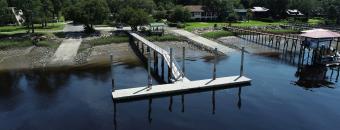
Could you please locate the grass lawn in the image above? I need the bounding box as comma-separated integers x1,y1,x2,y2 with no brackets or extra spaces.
201,31,234,39
308,18,324,25
231,20,287,27
184,22,227,31
0,22,65,34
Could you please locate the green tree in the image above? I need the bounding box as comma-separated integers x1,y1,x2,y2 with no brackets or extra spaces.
18,0,42,33
117,7,152,31
63,0,109,32
169,6,191,22
0,0,10,25
51,0,62,20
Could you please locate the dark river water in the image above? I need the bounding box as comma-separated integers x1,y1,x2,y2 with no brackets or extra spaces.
1,47,340,130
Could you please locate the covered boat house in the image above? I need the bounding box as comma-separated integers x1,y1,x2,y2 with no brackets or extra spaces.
299,29,340,66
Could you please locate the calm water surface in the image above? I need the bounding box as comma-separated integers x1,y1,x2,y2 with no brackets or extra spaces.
1,48,340,130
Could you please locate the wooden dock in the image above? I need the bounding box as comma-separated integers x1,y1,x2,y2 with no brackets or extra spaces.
112,76,251,101
129,32,185,81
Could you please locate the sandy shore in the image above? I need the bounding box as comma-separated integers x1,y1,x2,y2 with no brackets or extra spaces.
0,40,212,71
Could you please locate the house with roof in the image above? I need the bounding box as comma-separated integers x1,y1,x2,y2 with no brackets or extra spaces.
184,5,218,21
250,7,270,18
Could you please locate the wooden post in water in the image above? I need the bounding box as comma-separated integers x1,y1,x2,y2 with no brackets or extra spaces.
154,51,158,73
213,48,217,80
240,47,245,76
336,38,339,52
147,51,152,89
182,47,185,78
141,43,144,54
161,57,165,81
168,48,173,83
110,54,115,92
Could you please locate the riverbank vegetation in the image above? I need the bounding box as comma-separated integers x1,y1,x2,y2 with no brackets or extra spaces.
201,31,234,39
0,33,61,49
82,34,184,47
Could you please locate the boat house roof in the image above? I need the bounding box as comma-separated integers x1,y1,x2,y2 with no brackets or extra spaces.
300,29,340,39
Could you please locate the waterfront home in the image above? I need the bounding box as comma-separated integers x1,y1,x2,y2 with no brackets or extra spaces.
184,5,218,21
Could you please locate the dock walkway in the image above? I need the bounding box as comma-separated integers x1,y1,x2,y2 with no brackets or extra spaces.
169,29,235,54
112,76,251,101
129,32,187,81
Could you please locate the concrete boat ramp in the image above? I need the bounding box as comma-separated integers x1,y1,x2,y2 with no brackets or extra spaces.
112,76,251,102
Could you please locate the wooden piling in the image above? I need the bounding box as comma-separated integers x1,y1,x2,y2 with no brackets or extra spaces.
213,48,217,80
161,57,165,80
148,51,152,89
240,47,245,76
182,47,185,78
111,54,115,92
168,48,173,83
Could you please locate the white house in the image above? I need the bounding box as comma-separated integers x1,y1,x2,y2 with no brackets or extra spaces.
184,5,218,21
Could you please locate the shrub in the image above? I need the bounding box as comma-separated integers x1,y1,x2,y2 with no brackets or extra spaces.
176,23,186,28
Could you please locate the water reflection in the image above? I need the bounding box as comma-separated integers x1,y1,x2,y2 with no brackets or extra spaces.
112,86,245,130
295,65,337,89
0,66,112,111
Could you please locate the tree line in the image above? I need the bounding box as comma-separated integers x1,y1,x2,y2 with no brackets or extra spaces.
0,0,340,32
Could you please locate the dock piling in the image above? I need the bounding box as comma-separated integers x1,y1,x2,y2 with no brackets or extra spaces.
148,51,152,89
213,48,217,80
182,47,185,78
240,47,245,76
111,54,115,92
168,48,173,83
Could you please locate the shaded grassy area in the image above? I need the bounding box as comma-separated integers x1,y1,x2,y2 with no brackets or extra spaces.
201,31,234,39
82,35,129,46
0,39,60,49
0,33,61,49
146,34,184,42
0,22,65,34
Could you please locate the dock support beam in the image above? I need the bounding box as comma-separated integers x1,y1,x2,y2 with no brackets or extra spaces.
182,47,186,78
213,48,217,80
168,48,173,83
111,54,115,92
148,50,152,89
161,58,164,81
240,47,245,76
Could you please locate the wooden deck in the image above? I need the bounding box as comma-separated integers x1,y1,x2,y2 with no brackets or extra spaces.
112,76,251,101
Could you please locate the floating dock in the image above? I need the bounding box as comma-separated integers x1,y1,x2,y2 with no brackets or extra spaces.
112,76,251,101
